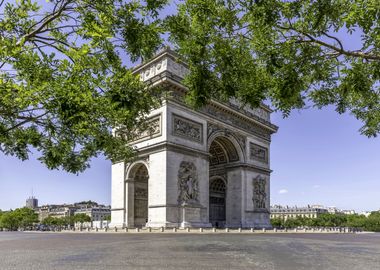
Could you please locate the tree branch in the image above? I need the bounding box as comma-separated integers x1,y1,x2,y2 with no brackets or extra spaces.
278,25,380,61
17,0,73,45
2,112,49,134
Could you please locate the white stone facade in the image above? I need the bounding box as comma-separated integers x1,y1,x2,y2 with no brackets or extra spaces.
111,48,278,229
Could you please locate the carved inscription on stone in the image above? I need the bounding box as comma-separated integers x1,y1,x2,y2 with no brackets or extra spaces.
173,114,203,143
253,176,267,210
178,161,199,205
250,142,268,163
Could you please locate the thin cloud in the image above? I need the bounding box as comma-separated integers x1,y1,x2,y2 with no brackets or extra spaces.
313,185,321,189
278,189,288,194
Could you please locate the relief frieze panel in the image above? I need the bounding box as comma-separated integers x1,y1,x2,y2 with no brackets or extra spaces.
249,142,268,164
116,114,161,143
173,114,203,143
253,175,267,210
167,88,275,139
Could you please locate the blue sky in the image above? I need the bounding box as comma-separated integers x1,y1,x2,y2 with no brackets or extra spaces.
270,107,380,212
0,106,379,212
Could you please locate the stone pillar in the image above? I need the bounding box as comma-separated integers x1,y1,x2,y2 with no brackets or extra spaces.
125,177,135,228
226,168,243,228
110,161,126,228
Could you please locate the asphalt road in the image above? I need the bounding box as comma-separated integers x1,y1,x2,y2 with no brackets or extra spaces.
0,232,379,270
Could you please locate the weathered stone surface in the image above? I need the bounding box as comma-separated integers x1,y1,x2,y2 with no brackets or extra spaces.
111,48,278,229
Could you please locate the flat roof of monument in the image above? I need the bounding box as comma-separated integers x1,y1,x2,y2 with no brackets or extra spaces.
132,46,275,115
132,46,187,73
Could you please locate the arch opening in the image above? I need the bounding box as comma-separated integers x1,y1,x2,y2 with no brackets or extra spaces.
131,164,149,228
208,136,240,227
209,178,226,227
209,137,239,166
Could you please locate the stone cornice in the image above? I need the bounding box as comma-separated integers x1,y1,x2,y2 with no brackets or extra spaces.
133,48,279,134
135,141,210,159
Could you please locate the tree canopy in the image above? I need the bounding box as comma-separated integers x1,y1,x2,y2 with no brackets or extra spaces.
0,0,168,173
73,213,91,223
166,0,380,136
1,0,379,173
271,212,380,232
0,207,38,230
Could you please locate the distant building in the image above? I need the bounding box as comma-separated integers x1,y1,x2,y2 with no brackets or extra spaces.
26,196,38,209
36,202,110,222
74,206,111,221
37,205,77,221
341,210,356,215
270,205,328,220
326,206,340,214
360,211,372,217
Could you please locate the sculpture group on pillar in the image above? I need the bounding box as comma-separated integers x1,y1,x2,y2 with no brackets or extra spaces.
253,176,267,210
178,161,199,205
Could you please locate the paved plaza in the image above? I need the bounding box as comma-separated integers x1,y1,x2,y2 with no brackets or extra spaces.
0,232,379,270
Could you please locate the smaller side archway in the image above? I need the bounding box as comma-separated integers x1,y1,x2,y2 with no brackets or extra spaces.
126,162,149,228
209,177,227,228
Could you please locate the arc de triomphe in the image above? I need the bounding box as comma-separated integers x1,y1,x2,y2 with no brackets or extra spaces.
110,48,278,229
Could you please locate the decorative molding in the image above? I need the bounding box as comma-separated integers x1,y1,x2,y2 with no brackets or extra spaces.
172,114,203,143
210,165,228,179
178,161,199,205
250,142,268,163
228,98,270,122
168,90,276,140
253,175,267,210
201,104,272,141
207,123,246,155
136,52,189,82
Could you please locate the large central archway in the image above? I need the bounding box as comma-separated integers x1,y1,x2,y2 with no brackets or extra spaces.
208,136,240,227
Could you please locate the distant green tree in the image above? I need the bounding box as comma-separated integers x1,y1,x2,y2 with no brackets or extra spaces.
76,201,99,207
14,208,39,229
73,213,91,224
0,208,37,230
0,211,19,231
271,213,380,232
104,215,111,222
363,212,380,232
42,216,58,226
42,216,73,229
63,216,75,227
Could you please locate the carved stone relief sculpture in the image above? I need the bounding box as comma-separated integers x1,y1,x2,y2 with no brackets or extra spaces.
178,161,199,205
173,114,202,143
253,176,267,210
116,114,161,143
250,142,268,163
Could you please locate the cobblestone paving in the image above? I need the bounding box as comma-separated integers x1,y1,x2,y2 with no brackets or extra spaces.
0,232,379,270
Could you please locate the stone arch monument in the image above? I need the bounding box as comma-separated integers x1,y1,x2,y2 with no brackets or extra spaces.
110,48,278,228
